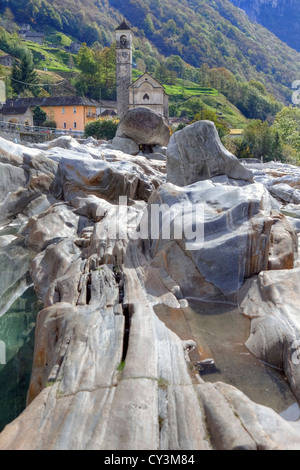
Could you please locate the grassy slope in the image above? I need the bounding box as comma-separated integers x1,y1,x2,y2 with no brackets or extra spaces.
164,80,247,128
26,42,78,73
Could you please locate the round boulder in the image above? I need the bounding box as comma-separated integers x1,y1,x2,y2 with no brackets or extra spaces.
116,107,170,147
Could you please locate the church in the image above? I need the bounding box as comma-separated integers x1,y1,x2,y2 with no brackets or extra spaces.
115,20,169,119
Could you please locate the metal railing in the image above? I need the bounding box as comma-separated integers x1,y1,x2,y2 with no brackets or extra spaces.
0,120,85,137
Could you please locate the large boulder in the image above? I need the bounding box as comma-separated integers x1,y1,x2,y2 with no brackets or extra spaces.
144,180,296,297
166,120,253,186
116,107,170,147
48,150,158,202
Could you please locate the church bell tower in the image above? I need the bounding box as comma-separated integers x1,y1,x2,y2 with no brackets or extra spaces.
116,20,133,118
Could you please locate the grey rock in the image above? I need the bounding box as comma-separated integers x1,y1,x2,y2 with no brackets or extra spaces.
198,381,300,450
268,211,298,270
48,151,158,202
269,183,299,203
0,162,28,203
147,180,275,296
111,136,140,155
22,203,81,252
166,120,253,186
2,133,300,451
116,107,170,147
239,268,300,403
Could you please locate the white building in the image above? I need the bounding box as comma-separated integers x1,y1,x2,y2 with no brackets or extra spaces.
129,72,169,119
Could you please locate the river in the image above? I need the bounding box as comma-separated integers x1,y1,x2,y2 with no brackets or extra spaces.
155,299,300,421
0,225,41,432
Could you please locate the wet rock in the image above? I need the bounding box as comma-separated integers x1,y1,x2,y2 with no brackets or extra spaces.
116,107,170,147
197,359,218,375
239,268,300,402
166,120,253,186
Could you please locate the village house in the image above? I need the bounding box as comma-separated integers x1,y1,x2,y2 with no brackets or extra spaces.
2,96,100,131
18,25,44,45
0,54,13,67
96,100,118,119
0,104,33,126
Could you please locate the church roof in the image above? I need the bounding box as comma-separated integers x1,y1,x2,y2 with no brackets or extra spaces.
128,73,169,95
115,20,131,31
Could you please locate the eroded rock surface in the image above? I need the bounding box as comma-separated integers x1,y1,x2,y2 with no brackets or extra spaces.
147,180,295,297
1,130,300,450
166,120,253,186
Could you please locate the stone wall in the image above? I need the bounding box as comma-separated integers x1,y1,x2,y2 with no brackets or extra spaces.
0,130,55,145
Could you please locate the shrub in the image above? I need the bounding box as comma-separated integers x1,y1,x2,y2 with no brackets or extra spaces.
84,119,118,140
43,120,57,128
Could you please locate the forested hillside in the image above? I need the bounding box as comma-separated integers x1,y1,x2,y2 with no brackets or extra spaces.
229,0,300,52
1,0,300,102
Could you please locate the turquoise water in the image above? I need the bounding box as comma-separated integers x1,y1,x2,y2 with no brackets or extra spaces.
0,286,41,432
0,225,42,433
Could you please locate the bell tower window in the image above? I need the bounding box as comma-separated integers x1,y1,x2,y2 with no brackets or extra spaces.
143,93,150,100
120,35,127,49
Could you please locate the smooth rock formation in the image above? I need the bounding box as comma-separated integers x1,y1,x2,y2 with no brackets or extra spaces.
1,128,300,450
146,180,283,297
116,107,170,147
111,136,140,155
268,212,298,270
166,120,253,186
239,268,300,402
49,150,159,203
269,183,300,204
22,203,84,252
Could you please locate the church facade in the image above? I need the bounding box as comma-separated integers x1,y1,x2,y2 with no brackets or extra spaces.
128,73,169,118
116,21,169,119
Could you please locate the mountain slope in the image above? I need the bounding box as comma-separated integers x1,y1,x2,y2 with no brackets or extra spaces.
2,0,300,102
110,0,300,102
228,0,300,52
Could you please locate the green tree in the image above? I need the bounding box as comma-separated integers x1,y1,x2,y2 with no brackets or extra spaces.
236,120,284,162
154,64,177,85
143,14,154,36
272,106,300,162
43,120,57,129
33,106,47,126
10,50,38,95
77,43,97,76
